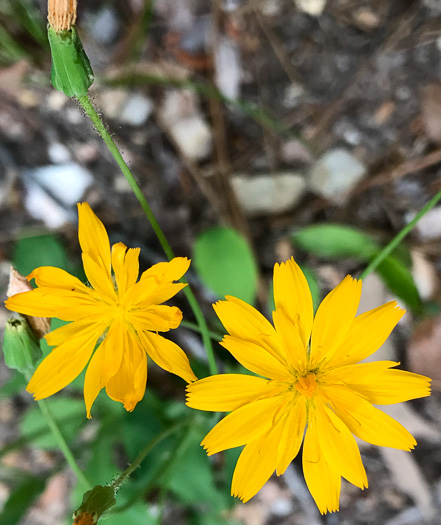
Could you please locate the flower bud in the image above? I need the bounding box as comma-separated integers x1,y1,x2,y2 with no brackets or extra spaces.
48,25,94,98
73,485,116,524
3,317,43,374
7,267,51,340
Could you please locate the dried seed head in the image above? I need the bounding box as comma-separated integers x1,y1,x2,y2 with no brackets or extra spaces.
7,267,51,339
48,0,77,32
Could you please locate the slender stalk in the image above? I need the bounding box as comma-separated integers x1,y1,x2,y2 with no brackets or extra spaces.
77,95,217,375
37,399,91,490
112,418,191,491
360,186,441,280
180,320,223,342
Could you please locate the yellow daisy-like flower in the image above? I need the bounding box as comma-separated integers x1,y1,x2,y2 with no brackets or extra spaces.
6,203,197,417
186,257,431,514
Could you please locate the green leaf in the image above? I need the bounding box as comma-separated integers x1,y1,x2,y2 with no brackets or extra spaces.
166,424,227,510
377,256,422,313
104,502,156,525
0,476,46,525
292,224,379,260
13,234,69,276
0,371,26,398
194,227,258,304
20,397,85,449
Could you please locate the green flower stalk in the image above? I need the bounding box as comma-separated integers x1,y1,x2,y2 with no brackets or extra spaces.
47,0,93,97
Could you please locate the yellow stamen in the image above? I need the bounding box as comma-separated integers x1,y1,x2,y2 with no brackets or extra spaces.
295,373,317,398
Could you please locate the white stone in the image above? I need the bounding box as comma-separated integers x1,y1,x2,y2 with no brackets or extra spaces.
308,148,366,203
159,90,212,161
24,180,70,228
24,163,93,206
171,116,212,160
231,172,306,216
119,94,153,126
214,37,241,100
295,0,327,17
409,206,441,241
47,142,71,164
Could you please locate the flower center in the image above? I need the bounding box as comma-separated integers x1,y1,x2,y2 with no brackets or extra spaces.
294,373,317,398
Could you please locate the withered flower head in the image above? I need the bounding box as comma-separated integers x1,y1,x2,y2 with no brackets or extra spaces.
48,0,77,32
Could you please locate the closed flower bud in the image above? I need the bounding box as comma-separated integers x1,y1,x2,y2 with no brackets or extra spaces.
3,317,43,374
73,485,116,524
7,267,51,340
48,25,94,98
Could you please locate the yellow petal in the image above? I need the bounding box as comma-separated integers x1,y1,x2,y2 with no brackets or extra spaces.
328,301,405,367
139,331,197,383
276,396,307,475
5,288,111,321
105,332,147,412
28,266,91,293
140,257,190,283
315,399,367,489
272,308,307,373
302,419,341,514
213,297,284,363
310,276,362,367
82,253,116,302
84,342,107,419
324,361,431,405
45,319,107,346
186,374,272,412
128,305,183,332
322,384,417,450
122,280,186,309
111,243,140,295
231,416,286,503
201,394,290,456
26,323,102,400
273,258,314,348
77,202,111,278
220,336,290,380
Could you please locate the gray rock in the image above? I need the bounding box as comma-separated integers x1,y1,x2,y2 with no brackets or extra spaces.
119,94,153,126
308,148,366,203
231,172,306,216
91,7,119,45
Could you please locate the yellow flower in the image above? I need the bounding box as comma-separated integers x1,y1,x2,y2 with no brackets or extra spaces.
186,258,431,514
6,203,196,417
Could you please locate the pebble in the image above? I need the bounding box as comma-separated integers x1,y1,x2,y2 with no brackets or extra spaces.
408,206,441,240
24,163,93,206
24,180,71,228
119,94,153,126
231,172,306,216
214,37,241,100
308,148,366,203
91,6,119,45
159,90,212,161
47,142,71,164
294,0,327,17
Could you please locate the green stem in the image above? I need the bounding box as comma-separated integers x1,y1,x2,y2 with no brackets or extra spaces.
77,95,217,375
37,399,91,490
112,418,191,491
360,186,441,280
180,320,223,342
